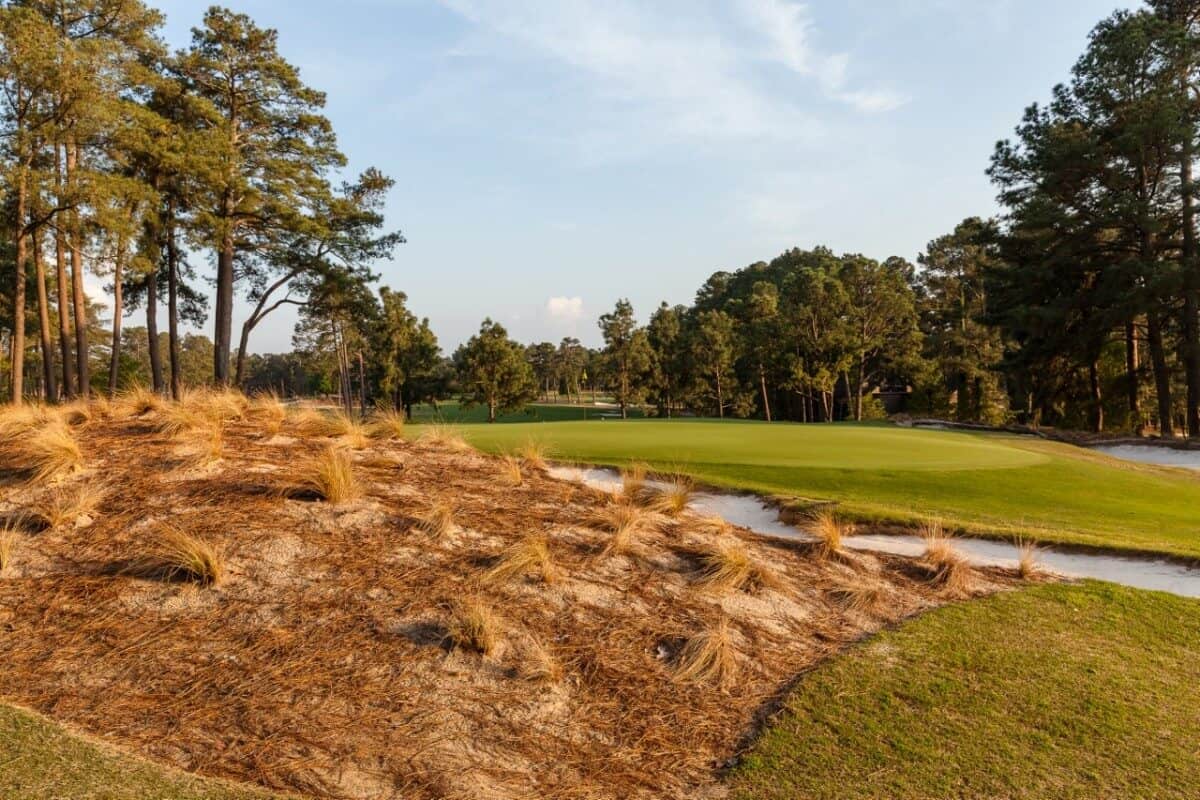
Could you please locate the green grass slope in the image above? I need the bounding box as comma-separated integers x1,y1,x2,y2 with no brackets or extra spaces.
0,703,285,800
730,582,1200,800
439,419,1200,557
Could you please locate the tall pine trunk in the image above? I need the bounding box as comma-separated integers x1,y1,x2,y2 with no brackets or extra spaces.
1125,320,1141,434
11,161,28,404
1148,313,1174,437
166,199,181,400
1182,131,1200,437
1088,358,1104,434
147,269,163,393
67,142,89,398
214,232,235,385
32,227,56,401
108,233,126,397
55,220,74,397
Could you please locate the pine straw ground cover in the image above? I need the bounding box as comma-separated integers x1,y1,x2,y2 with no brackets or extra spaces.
0,397,1032,800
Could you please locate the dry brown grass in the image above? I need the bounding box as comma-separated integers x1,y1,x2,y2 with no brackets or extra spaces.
690,538,780,594
807,509,852,560
0,404,53,444
499,454,524,487
288,446,362,504
1015,538,1040,579
8,422,83,483
674,618,737,691
248,392,288,436
690,515,733,537
653,476,694,517
297,409,368,448
418,423,473,452
828,583,885,614
619,462,650,503
413,501,457,539
135,527,225,586
517,439,549,471
58,400,94,427
367,407,407,440
188,388,248,423
116,385,163,417
589,502,658,555
445,598,501,657
519,637,563,684
485,534,561,585
0,525,14,574
29,484,105,530
921,522,973,596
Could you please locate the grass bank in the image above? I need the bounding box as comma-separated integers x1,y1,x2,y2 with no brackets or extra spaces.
730,581,1200,800
0,703,283,800
435,418,1200,558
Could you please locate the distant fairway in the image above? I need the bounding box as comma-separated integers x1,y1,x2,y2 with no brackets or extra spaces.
432,418,1200,558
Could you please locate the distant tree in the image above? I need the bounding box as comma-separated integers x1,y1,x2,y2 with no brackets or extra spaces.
598,298,652,419
525,341,557,400
374,287,440,417
553,337,587,403
687,309,742,418
454,318,536,423
646,302,686,417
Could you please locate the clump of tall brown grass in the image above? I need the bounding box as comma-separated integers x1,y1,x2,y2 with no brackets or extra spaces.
367,407,407,440
418,424,472,452
673,618,737,691
485,534,560,585
187,388,248,423
297,409,368,448
289,446,362,504
653,476,694,517
138,527,225,586
0,405,54,445
691,538,780,594
1015,537,1040,579
921,521,972,595
248,392,288,436
517,439,548,471
519,637,563,684
0,525,15,574
9,422,83,482
413,501,457,539
29,484,105,530
117,385,163,417
691,515,733,537
445,598,501,657
619,462,650,503
499,454,524,487
807,509,852,560
589,502,657,555
828,583,885,614
58,399,93,427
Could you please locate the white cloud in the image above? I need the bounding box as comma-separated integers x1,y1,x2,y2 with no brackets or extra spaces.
546,296,584,320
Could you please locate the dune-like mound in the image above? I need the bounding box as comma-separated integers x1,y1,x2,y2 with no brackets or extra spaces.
0,393,1021,799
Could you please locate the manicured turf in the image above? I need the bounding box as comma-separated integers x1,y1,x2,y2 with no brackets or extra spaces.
409,400,644,424
729,582,1200,800
0,703,284,800
429,418,1200,557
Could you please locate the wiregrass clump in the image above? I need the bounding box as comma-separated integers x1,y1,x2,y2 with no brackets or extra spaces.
519,637,563,684
921,521,973,596
828,583,886,614
418,424,472,452
117,385,163,417
691,538,780,594
653,475,694,517
445,598,501,657
499,454,524,487
8,422,83,483
138,527,225,586
485,534,561,585
807,509,852,560
367,407,407,440
517,439,549,471
589,502,658,555
619,462,650,504
29,484,105,530
673,618,738,691
0,525,14,574
413,501,457,539
248,392,288,436
289,446,363,504
1015,537,1041,579
298,409,368,448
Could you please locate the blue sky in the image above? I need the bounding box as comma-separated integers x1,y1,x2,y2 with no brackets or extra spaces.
151,0,1136,353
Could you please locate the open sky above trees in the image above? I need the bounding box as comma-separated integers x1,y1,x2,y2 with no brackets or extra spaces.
144,0,1136,352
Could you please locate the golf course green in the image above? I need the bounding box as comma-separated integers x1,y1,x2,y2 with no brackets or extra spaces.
427,417,1200,558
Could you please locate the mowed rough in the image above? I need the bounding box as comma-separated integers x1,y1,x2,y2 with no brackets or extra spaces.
0,401,1024,800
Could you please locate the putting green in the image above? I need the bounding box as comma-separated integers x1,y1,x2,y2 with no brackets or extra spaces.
421,419,1200,557
456,420,1046,471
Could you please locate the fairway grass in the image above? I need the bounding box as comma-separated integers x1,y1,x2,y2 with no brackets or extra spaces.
0,703,285,800
730,582,1200,800
439,419,1200,558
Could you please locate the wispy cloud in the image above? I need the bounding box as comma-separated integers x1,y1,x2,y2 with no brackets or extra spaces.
435,0,905,155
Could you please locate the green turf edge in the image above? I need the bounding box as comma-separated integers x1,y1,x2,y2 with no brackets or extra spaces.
727,581,1200,800
0,701,290,800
